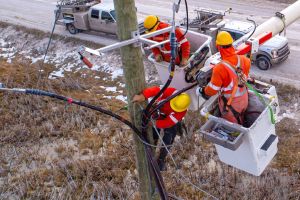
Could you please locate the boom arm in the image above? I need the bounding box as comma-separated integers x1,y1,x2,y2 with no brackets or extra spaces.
196,0,300,87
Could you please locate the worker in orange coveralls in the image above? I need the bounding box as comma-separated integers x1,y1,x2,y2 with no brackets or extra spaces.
143,15,191,67
197,31,251,124
133,86,191,171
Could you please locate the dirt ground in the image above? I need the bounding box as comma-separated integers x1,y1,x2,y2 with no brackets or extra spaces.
0,23,300,199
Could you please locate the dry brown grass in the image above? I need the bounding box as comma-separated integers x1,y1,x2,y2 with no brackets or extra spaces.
1,57,300,199
0,23,300,199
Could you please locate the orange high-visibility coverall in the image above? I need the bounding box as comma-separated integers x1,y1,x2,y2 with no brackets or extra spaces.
150,22,190,65
204,46,251,124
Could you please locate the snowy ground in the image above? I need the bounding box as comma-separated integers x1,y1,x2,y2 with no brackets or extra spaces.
0,22,299,126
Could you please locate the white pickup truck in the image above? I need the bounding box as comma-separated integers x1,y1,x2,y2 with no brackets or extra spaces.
221,20,290,70
182,9,290,70
55,0,117,35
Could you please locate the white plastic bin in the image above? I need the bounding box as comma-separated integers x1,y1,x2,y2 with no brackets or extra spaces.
148,29,212,111
200,82,279,176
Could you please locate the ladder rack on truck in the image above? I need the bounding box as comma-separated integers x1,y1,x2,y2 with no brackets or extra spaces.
181,8,225,30
59,0,98,6
57,0,99,12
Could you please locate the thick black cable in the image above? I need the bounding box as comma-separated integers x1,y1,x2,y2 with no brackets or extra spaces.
180,0,189,40
142,3,179,135
10,88,168,199
24,89,142,135
246,18,257,41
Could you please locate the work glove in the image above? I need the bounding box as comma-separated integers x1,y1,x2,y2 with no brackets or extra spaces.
155,54,163,62
247,77,255,84
179,57,189,67
196,86,210,100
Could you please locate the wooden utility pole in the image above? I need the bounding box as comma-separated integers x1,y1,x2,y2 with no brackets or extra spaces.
113,0,153,199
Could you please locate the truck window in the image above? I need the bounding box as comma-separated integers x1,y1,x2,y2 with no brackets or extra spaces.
101,11,113,21
91,9,99,19
226,31,244,41
110,10,116,21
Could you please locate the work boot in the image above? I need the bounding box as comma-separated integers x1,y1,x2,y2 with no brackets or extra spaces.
157,158,167,171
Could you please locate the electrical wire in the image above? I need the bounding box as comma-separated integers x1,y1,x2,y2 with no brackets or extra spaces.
180,0,189,40
0,86,168,200
151,118,219,200
142,0,179,143
41,0,64,74
246,18,257,41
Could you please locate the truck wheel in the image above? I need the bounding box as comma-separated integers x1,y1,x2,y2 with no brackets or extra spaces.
66,24,78,35
256,56,271,70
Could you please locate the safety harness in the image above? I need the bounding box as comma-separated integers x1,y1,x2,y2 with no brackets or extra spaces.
220,56,248,125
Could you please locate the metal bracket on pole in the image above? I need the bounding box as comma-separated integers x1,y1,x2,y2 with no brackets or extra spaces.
83,26,173,56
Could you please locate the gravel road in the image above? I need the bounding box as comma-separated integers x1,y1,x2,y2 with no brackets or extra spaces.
0,0,300,87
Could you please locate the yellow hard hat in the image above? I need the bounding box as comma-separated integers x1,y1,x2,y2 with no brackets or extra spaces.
170,93,191,112
216,31,234,46
144,15,160,33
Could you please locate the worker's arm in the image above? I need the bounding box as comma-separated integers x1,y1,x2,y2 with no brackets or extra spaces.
152,47,162,59
175,28,190,62
156,111,186,129
151,34,166,61
242,56,251,77
132,86,161,103
142,86,161,99
204,66,223,96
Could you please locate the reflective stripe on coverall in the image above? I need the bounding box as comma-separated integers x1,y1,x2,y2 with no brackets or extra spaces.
204,46,251,124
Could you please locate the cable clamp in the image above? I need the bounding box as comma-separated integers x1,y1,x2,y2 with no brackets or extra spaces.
275,12,286,36
132,30,141,48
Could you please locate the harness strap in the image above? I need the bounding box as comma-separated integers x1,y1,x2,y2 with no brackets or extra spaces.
221,95,242,125
221,56,247,106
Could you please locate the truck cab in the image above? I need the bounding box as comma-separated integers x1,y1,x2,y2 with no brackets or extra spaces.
221,20,290,70
88,3,117,34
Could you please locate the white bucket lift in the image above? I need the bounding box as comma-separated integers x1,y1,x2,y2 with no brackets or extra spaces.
200,81,279,176
148,29,212,111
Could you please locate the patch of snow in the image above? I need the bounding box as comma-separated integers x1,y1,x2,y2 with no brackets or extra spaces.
48,68,65,79
111,68,123,79
106,86,117,92
25,55,44,63
90,64,101,71
277,110,296,122
103,96,112,99
115,95,127,102
0,26,127,83
119,83,125,88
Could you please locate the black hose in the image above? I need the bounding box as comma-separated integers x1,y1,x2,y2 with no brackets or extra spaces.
25,89,142,134
23,88,169,199
246,18,257,40
180,0,189,40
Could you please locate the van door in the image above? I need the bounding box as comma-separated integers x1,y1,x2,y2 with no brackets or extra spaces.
99,10,117,34
89,8,102,31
